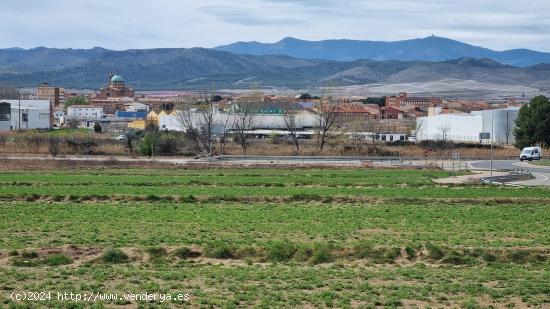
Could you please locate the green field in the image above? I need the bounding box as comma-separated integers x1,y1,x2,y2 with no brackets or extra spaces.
0,168,548,308
532,160,550,167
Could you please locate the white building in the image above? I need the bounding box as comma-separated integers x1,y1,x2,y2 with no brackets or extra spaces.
474,107,520,145
67,105,104,118
159,110,318,133
0,100,51,131
417,107,520,144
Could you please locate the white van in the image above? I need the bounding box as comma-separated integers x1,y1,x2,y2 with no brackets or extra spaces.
520,147,542,161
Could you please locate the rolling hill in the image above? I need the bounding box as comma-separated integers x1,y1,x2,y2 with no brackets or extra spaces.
0,46,550,91
215,36,550,67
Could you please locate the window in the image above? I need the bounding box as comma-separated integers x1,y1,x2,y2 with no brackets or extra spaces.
22,113,28,122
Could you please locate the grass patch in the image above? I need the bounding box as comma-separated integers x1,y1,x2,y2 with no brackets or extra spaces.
101,249,129,264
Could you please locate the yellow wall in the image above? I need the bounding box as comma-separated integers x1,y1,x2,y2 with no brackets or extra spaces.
128,120,147,130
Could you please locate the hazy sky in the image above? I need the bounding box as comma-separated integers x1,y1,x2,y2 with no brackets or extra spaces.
1,0,549,51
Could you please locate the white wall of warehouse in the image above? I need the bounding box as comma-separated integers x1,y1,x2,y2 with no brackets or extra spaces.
417,107,520,144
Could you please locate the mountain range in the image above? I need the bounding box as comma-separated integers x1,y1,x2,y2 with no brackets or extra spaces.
0,36,549,91
216,36,550,67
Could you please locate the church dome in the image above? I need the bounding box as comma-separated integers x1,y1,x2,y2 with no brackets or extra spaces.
111,75,124,83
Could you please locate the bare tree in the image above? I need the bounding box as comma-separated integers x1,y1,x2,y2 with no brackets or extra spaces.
177,106,202,153
414,118,424,141
217,108,235,155
282,101,301,152
502,110,513,145
196,98,215,156
176,94,215,156
314,95,342,153
438,125,450,142
233,92,259,154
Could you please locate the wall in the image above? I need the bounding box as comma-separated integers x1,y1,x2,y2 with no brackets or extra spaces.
417,114,483,142
0,100,51,131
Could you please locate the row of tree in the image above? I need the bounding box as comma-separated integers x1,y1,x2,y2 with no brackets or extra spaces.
514,96,550,148
175,92,346,156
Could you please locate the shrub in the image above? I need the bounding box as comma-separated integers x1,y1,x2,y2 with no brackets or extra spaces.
146,247,167,258
48,136,61,157
482,252,497,263
8,250,19,256
293,246,313,262
139,133,160,157
233,246,258,259
145,195,161,202
310,244,332,264
174,247,200,259
21,251,39,259
45,254,73,266
405,245,416,260
382,247,401,263
180,195,198,203
288,193,323,202
354,241,376,259
266,240,296,262
441,250,472,265
101,249,129,264
11,257,40,267
93,122,102,133
425,242,445,260
203,242,234,259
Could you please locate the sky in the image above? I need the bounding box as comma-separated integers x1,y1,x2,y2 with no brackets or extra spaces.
1,0,549,51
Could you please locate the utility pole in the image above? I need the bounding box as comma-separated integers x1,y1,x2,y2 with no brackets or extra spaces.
490,109,495,177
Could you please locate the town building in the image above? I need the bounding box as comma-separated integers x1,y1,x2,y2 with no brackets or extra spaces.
385,92,442,108
0,100,51,131
416,107,520,144
36,83,65,107
95,72,135,99
67,105,104,118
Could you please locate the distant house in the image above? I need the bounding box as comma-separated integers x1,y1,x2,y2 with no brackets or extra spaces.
67,105,104,118
147,110,161,126
386,92,442,108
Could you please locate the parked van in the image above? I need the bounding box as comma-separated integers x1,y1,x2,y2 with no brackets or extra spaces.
520,147,542,161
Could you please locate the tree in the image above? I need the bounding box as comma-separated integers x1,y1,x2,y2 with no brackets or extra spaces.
139,133,159,157
211,95,223,103
514,96,550,148
93,122,102,133
125,130,138,154
314,95,342,153
299,93,313,100
65,96,88,107
217,109,235,155
282,101,301,152
501,110,513,146
48,136,61,157
176,100,215,156
233,93,259,154
438,125,450,142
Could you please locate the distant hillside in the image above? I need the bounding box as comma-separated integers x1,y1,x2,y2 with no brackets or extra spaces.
215,36,550,67
0,47,550,90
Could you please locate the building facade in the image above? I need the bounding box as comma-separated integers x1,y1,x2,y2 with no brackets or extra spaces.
67,105,104,118
386,92,442,108
95,73,135,100
0,100,51,131
36,83,65,107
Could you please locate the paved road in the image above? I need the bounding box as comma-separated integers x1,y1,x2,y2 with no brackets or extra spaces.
469,160,550,186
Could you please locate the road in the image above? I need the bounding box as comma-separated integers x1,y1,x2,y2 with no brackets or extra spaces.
469,160,550,186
